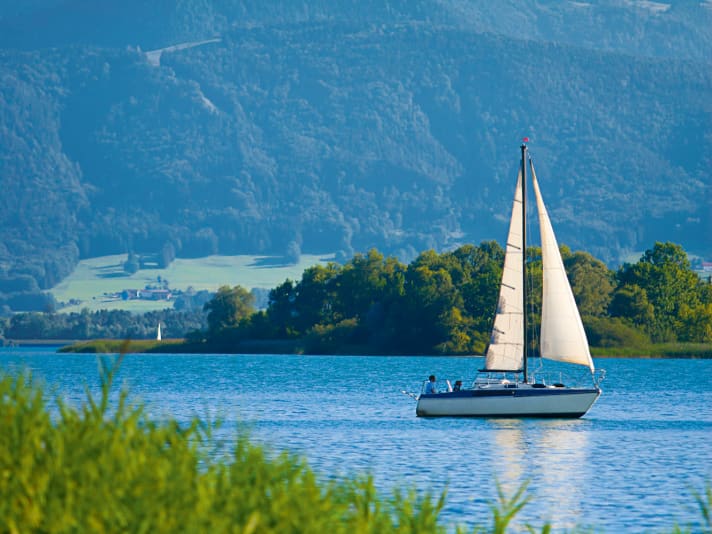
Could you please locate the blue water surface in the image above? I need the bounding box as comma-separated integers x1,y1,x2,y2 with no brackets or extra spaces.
2,348,711,533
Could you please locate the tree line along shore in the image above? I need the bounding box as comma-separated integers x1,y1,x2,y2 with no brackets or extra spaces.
45,240,712,357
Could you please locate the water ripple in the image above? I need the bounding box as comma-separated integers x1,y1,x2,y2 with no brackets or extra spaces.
1,351,710,533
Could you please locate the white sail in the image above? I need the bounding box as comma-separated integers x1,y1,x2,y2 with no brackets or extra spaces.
530,163,595,372
157,323,162,341
485,169,525,371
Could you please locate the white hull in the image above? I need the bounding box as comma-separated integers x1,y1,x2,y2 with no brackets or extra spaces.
416,386,600,418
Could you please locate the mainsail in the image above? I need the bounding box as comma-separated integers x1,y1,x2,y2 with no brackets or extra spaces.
484,169,525,371
531,162,595,372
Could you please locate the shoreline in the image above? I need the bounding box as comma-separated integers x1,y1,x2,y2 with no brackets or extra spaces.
24,338,712,359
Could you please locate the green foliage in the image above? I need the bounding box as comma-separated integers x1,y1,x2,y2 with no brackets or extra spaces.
34,240,711,355
679,303,712,343
0,362,453,533
266,251,408,347
483,481,533,534
334,250,406,325
304,318,363,354
192,241,712,354
693,483,712,533
400,260,463,353
672,482,712,534
454,242,505,333
614,242,711,342
8,238,710,355
3,308,206,341
609,284,655,327
123,252,140,275
291,263,343,333
564,251,615,317
584,316,651,348
204,285,255,335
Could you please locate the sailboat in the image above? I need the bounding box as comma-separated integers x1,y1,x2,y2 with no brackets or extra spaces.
156,323,162,341
416,142,603,418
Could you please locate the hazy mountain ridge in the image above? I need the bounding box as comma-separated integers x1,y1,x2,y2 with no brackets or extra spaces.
2,0,710,60
0,1,710,308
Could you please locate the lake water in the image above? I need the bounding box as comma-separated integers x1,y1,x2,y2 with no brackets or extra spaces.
2,348,711,532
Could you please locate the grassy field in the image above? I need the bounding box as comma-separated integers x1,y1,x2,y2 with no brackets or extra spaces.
50,253,334,313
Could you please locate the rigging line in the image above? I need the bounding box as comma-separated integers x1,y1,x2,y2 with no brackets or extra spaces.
523,158,541,364
526,158,542,362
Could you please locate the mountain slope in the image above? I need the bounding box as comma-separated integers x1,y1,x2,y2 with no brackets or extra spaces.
0,1,710,307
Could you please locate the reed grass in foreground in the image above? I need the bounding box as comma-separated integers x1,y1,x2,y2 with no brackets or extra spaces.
0,358,709,533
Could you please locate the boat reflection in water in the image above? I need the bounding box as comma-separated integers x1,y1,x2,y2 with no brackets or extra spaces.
535,421,590,530
488,419,590,531
489,421,525,496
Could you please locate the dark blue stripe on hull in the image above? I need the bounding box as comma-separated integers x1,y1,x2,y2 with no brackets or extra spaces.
416,412,588,419
420,388,599,399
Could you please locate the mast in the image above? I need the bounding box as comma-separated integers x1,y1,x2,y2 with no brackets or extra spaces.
520,142,528,383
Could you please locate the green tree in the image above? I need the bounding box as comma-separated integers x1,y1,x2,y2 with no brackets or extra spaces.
334,249,406,323
71,308,92,339
267,280,299,338
396,256,465,354
204,285,255,335
435,306,475,354
615,242,701,341
291,263,342,334
584,316,650,347
123,252,139,274
609,284,655,327
451,242,504,334
679,303,712,342
6,312,50,339
565,250,615,317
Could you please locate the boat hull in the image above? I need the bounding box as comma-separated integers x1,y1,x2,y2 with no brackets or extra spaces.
416,386,600,418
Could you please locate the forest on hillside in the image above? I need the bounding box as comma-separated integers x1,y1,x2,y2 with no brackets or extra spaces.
0,1,710,312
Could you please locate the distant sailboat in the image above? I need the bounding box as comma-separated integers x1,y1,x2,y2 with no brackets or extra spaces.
156,323,162,341
416,142,604,418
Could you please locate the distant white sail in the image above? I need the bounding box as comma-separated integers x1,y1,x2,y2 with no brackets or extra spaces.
157,323,162,341
531,163,594,372
485,169,525,371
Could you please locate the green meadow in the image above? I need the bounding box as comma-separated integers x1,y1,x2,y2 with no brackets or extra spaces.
50,253,334,313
